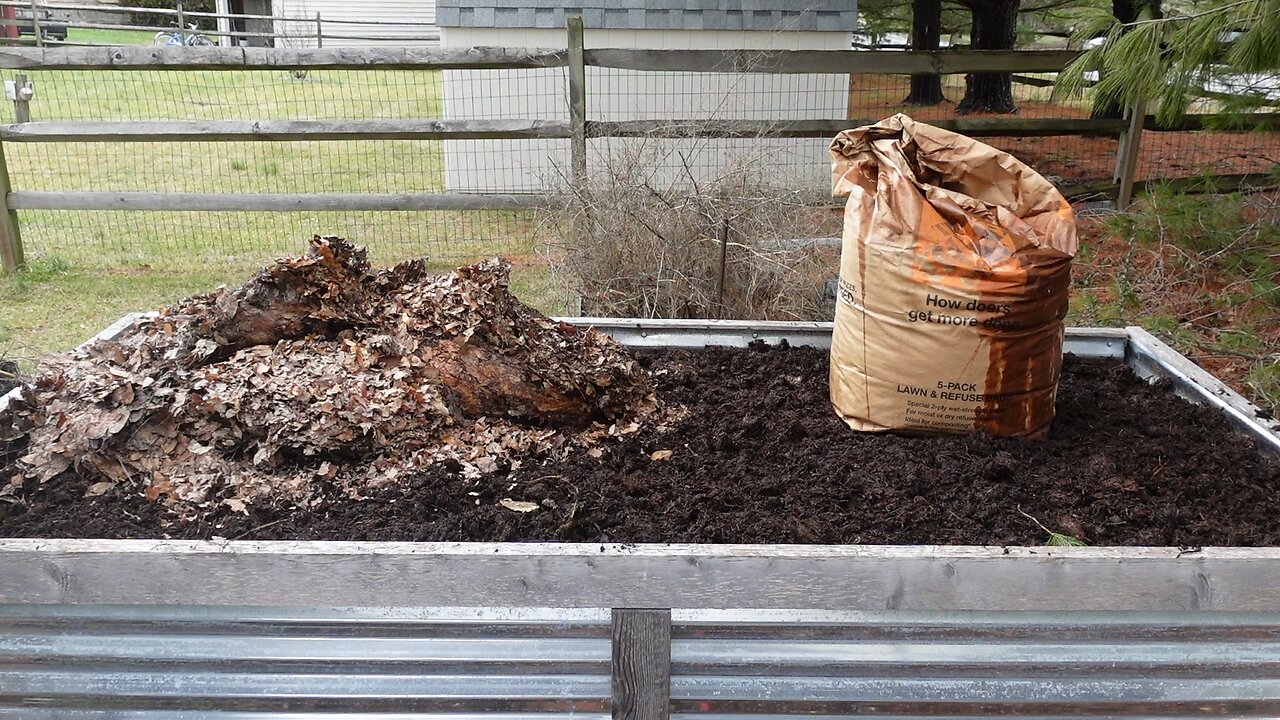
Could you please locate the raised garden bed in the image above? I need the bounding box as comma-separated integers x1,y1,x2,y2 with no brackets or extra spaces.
4,320,1278,543
2,319,1278,547
3,319,1280,717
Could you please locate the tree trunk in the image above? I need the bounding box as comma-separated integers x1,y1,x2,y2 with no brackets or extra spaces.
956,0,1020,114
905,0,945,105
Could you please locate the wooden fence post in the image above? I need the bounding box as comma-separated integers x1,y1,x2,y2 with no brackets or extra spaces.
611,609,671,720
28,0,42,48
0,140,24,273
175,0,185,40
1114,98,1146,210
314,12,323,48
2,71,28,272
566,15,587,189
12,73,31,123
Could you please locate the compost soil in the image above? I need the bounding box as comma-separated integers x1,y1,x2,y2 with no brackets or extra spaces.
3,344,1279,546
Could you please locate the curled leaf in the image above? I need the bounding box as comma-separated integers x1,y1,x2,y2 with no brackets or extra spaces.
499,498,540,513
650,449,673,461
84,481,114,497
144,480,174,502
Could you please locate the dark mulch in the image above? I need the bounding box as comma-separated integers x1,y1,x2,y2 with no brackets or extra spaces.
3,344,1278,546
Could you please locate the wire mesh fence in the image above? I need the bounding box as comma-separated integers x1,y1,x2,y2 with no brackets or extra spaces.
582,68,1128,191
4,66,563,270
1,49,1276,324
1136,128,1280,184
15,68,446,121
15,208,537,266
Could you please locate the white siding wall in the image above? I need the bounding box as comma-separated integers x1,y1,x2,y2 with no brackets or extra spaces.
441,28,851,193
273,0,438,47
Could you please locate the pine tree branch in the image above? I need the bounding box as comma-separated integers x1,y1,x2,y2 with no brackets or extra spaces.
1125,0,1253,27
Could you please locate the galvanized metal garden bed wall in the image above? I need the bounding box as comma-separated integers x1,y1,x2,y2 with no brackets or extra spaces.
2,318,1280,718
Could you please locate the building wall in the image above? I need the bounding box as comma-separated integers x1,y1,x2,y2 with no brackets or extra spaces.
273,0,437,47
440,27,852,193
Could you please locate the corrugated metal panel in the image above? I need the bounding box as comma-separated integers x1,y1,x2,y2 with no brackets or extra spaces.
3,607,1280,716
0,606,611,715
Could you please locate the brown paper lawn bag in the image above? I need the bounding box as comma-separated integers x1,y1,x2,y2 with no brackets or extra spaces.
829,114,1078,437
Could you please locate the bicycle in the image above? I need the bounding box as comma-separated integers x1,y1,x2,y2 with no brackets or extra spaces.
153,23,215,47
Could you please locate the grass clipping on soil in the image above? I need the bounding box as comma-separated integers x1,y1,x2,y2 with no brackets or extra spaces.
0,237,658,517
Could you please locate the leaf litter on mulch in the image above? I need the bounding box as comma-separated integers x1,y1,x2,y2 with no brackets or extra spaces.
0,237,665,520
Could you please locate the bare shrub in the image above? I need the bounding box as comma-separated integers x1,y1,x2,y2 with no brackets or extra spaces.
540,134,841,321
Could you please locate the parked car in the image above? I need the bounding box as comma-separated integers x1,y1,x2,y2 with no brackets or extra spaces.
14,8,69,42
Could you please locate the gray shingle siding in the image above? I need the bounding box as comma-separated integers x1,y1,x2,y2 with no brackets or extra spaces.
436,1,856,31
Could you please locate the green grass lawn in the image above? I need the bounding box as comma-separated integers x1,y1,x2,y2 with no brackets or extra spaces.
0,65,568,360
64,28,156,45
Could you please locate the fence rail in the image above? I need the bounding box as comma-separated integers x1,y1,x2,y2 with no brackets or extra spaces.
0,46,565,69
582,48,1081,75
5,190,558,211
0,118,575,141
0,0,440,48
591,117,1132,138
0,39,1275,272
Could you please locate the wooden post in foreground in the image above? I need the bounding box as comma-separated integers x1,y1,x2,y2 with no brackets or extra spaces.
1114,98,1147,210
566,15,587,188
611,608,671,720
0,71,25,271
0,141,24,272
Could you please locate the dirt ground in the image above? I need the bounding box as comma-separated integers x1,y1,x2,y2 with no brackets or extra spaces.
846,76,1280,184
4,343,1277,546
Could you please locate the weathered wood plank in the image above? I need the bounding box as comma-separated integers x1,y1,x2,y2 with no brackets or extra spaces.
612,609,671,720
0,141,23,273
1059,180,1120,199
1145,112,1280,132
6,191,560,212
2,540,1280,610
567,16,588,187
0,46,568,70
1011,74,1056,88
0,117,1126,143
1115,99,1147,209
584,49,1079,75
590,117,1127,139
0,119,573,142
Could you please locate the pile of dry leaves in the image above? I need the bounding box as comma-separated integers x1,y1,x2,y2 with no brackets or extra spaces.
0,237,658,517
